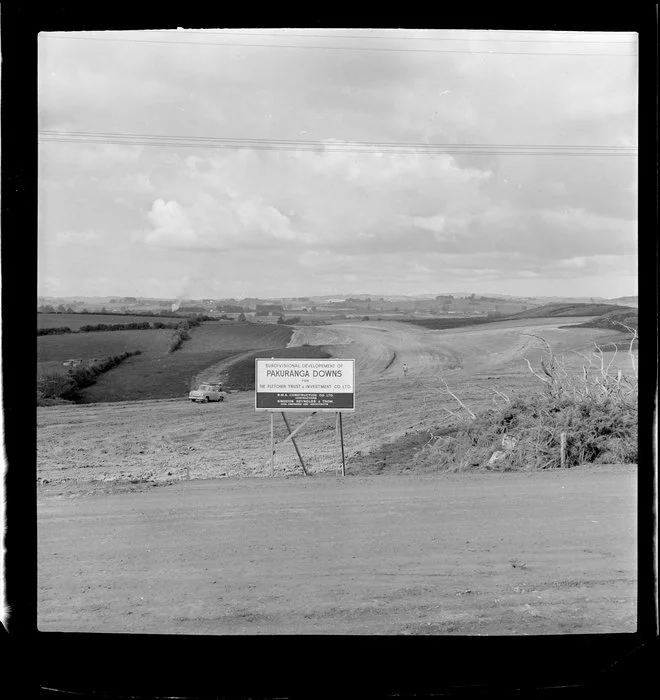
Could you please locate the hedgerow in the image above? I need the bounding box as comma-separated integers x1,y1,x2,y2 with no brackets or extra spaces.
37,327,72,336
37,314,213,335
78,322,152,332
168,322,191,353
37,350,143,405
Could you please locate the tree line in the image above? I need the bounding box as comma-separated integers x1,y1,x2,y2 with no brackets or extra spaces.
37,315,214,336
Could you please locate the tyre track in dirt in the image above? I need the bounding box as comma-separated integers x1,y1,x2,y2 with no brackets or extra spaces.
191,349,260,387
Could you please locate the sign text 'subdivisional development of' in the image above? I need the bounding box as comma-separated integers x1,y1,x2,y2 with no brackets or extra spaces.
255,358,355,411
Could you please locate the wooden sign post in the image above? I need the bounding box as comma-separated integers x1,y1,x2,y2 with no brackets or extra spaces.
270,413,275,476
339,412,346,477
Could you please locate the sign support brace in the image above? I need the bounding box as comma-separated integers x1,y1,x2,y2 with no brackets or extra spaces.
281,411,316,475
267,410,347,478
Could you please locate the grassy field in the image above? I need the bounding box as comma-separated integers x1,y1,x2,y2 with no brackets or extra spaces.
399,317,495,330
507,303,630,319
560,309,639,332
38,321,297,402
81,350,243,402
37,329,173,365
176,322,292,353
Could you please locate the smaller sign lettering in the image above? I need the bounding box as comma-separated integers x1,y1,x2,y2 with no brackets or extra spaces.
255,358,355,412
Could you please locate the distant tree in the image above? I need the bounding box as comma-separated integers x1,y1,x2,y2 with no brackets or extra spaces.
238,312,247,322
56,305,66,313
277,315,285,324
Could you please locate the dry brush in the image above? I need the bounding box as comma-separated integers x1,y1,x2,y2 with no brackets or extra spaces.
414,327,638,471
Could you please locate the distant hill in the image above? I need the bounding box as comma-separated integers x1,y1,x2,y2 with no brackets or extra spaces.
606,296,638,308
505,303,631,320
560,308,638,332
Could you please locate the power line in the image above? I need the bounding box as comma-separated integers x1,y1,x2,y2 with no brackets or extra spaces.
38,130,638,156
40,34,637,57
38,129,637,150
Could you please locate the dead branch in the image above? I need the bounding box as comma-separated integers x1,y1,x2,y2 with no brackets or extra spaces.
523,356,552,385
604,342,619,376
439,377,476,420
608,320,638,379
475,384,511,404
521,332,554,357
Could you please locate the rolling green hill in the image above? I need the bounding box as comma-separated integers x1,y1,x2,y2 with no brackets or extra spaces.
559,309,639,333
505,303,630,319
38,322,296,403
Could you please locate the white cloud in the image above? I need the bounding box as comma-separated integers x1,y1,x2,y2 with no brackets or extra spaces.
37,30,638,298
140,194,316,251
144,199,198,247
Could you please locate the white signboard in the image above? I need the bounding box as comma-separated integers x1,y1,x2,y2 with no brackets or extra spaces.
255,358,355,412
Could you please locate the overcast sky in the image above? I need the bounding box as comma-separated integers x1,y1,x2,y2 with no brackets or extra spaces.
38,29,638,300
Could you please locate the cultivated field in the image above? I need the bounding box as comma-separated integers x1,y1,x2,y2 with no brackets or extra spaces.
37,316,638,635
37,321,295,401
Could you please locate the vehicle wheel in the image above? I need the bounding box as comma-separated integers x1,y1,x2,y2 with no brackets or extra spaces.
219,397,224,401
204,396,210,403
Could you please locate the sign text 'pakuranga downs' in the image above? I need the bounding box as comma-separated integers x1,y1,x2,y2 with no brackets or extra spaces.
255,359,355,411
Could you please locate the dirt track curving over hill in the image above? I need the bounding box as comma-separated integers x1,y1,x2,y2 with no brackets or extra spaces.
37,317,636,488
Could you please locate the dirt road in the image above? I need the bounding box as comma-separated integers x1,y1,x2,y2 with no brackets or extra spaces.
37,317,636,485
37,465,637,635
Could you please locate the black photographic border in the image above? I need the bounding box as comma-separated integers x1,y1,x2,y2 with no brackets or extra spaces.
2,5,657,697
